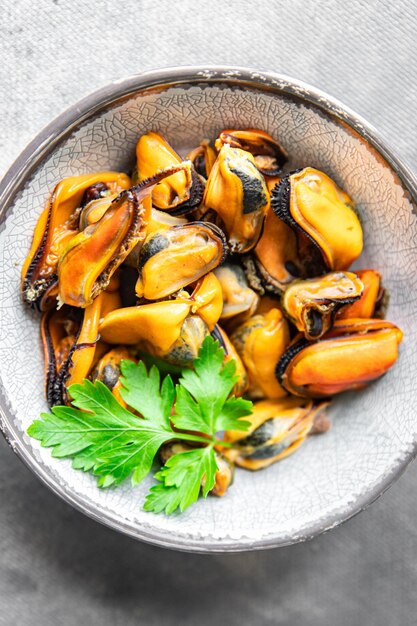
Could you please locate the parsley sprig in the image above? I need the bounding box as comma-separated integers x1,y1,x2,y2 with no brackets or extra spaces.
28,336,252,514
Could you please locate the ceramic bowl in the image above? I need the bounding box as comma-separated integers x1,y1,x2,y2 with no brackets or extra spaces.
1,66,416,552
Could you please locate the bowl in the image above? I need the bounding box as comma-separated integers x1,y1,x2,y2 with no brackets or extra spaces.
1,66,416,553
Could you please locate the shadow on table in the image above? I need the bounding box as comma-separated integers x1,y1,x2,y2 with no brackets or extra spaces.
0,435,322,615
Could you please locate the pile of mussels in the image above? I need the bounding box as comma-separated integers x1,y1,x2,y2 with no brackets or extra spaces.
21,129,403,496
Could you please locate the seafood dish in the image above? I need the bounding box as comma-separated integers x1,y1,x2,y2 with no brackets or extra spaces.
22,128,403,500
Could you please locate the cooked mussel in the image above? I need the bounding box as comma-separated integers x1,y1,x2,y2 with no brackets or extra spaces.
184,272,224,330
135,222,226,300
214,261,259,323
215,129,287,176
58,163,192,308
223,397,329,470
203,145,270,253
271,167,363,274
160,442,235,497
42,289,120,406
244,206,301,295
187,140,217,179
282,271,364,340
99,297,211,367
21,172,131,310
91,346,132,390
136,131,203,214
211,325,248,396
337,269,384,319
91,346,134,407
276,318,403,398
231,308,290,399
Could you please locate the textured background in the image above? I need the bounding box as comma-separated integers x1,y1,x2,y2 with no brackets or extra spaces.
1,0,416,624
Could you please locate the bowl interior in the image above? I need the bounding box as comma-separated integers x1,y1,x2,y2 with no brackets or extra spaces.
1,76,416,551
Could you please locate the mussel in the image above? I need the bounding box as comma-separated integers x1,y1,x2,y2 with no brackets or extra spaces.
91,346,134,407
58,164,192,308
160,442,235,497
211,325,248,396
214,261,259,323
215,129,288,176
42,288,121,406
243,206,301,295
276,318,403,398
183,272,224,331
223,398,329,470
136,132,203,214
21,172,131,310
231,308,290,399
203,145,270,253
337,269,383,319
281,271,364,340
187,140,217,179
271,167,363,274
135,222,226,300
99,291,216,368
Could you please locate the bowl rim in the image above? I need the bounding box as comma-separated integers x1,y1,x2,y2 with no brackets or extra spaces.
1,65,416,553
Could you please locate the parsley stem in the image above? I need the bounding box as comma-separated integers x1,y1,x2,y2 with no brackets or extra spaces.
174,432,233,448
174,432,213,444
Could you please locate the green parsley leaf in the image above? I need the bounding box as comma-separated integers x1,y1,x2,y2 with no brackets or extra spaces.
144,446,217,514
28,379,175,488
172,336,251,436
118,361,175,427
27,335,254,515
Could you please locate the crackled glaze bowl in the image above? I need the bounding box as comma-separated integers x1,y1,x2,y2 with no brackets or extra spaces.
1,67,416,552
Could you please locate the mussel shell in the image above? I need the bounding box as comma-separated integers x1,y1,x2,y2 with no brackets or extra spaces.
215,129,288,176
187,140,217,179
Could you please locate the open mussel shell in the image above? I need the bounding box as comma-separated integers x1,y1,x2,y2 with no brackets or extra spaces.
215,129,288,176
276,318,403,398
223,397,329,470
135,221,227,300
203,145,270,253
57,163,193,308
187,140,217,179
271,167,363,275
136,131,203,214
231,308,290,399
21,172,131,310
281,271,364,340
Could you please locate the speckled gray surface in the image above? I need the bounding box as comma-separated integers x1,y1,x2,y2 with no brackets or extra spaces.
1,0,417,624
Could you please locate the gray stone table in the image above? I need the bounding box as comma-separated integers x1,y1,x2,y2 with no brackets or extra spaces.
1,1,416,624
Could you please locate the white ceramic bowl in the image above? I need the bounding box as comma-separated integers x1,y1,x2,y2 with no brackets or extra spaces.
1,66,416,552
